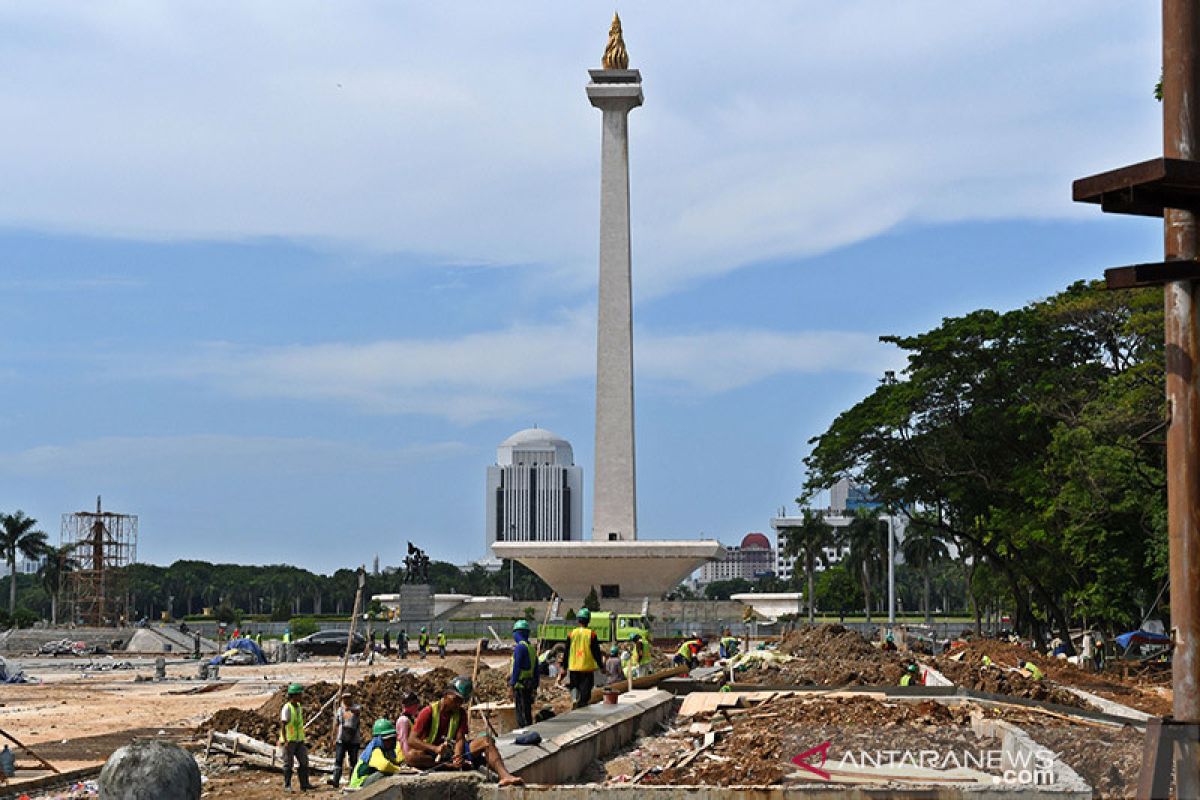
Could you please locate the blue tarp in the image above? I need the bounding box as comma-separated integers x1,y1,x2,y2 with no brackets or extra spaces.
209,637,267,665
1115,629,1171,650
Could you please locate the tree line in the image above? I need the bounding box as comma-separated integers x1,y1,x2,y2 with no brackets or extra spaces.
798,281,1165,650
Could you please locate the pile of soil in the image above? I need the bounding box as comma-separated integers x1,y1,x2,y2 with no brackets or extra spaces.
644,696,998,786
931,657,1087,708
740,624,911,687
935,639,1172,715
1024,723,1143,799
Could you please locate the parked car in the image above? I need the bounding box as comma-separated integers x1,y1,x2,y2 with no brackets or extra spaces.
293,630,366,656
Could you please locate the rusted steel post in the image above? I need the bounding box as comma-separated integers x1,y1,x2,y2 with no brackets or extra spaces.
1162,0,1200,794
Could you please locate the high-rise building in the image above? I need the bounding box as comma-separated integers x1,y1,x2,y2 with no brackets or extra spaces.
486,428,583,553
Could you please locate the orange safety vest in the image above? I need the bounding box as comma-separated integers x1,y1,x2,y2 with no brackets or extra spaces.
568,626,598,672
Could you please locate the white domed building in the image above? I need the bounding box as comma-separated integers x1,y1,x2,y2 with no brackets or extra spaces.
486,427,583,549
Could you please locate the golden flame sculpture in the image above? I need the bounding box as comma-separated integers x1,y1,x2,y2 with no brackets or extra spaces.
602,13,629,70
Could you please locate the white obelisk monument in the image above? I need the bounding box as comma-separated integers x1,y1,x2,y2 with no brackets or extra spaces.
588,14,641,542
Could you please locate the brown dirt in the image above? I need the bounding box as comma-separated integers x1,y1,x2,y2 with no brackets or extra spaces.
643,696,999,786
930,655,1088,708
935,639,1172,716
737,624,912,687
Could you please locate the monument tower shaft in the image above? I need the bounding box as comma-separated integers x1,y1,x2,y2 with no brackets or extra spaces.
588,15,641,542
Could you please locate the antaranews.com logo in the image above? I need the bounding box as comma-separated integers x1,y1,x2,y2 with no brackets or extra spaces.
791,742,1055,786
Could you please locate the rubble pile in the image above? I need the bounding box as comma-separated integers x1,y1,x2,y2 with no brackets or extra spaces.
931,656,1087,708
636,696,999,786
738,625,909,686
934,639,1171,715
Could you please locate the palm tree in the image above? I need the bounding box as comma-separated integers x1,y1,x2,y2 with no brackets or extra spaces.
901,514,952,623
782,509,836,623
39,544,79,625
840,507,888,623
0,511,49,615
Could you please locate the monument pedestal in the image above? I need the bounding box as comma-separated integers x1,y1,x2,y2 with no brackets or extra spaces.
398,584,433,623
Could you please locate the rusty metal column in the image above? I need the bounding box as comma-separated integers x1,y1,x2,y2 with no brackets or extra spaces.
1163,0,1200,794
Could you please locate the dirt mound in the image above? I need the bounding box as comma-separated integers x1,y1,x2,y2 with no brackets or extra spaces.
931,656,1086,707
742,625,910,687
202,708,277,743
934,639,1171,715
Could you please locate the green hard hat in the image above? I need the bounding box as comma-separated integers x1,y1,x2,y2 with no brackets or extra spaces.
438,627,444,632
513,619,531,632
576,608,591,621
287,683,304,695
630,633,641,640
907,663,919,673
420,626,427,632
448,676,473,701
610,646,619,655
372,718,397,737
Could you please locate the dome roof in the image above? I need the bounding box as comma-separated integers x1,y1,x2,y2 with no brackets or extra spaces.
741,532,771,550
500,427,570,448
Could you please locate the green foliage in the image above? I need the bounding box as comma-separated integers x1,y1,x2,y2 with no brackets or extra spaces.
583,586,600,612
215,603,239,624
289,617,319,638
11,607,38,629
564,608,576,621
270,602,291,622
522,606,536,621
802,281,1165,643
813,564,862,618
703,578,754,601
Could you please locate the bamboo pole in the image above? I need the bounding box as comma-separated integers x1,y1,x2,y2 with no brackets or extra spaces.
0,726,58,774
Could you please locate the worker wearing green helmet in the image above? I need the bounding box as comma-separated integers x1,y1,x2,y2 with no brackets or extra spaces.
567,608,604,709
509,619,539,728
348,718,404,788
278,683,312,791
403,676,523,786
418,626,429,659
437,627,447,658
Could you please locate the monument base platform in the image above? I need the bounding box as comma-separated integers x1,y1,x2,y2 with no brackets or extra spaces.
491,540,723,602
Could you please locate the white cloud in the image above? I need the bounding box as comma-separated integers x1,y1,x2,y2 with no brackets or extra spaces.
0,435,467,479
158,317,902,422
0,2,1158,298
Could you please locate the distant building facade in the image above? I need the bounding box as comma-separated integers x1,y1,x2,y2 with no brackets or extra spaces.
772,479,904,582
486,428,584,554
697,532,775,585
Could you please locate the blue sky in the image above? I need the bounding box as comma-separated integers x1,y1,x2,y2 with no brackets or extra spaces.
0,3,1165,571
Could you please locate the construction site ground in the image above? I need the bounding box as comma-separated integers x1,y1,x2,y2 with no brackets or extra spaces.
1,626,1174,798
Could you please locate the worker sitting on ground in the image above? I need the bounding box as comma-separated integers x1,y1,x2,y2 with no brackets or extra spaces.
604,645,624,686
348,719,405,788
404,677,524,786
567,608,605,709
278,683,313,792
674,634,703,669
899,663,925,686
1020,660,1045,681
981,654,993,668
437,628,447,658
395,692,421,756
509,620,539,729
719,630,740,660
418,627,429,659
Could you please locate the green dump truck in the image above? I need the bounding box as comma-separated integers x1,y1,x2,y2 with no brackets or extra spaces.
536,612,651,647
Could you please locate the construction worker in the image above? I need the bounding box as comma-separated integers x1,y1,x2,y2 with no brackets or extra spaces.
404,677,524,786
981,654,993,668
899,663,924,686
348,719,404,788
566,608,604,709
437,628,447,658
418,626,429,659
278,683,312,791
604,646,624,686
674,634,703,669
509,620,538,728
882,632,897,652
719,630,740,660
395,692,421,754
329,692,362,788
398,628,408,660
1020,660,1045,681
539,643,566,678
627,633,646,678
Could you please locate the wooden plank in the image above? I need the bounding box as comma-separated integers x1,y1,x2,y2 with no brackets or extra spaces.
1105,261,1200,290
1073,157,1200,217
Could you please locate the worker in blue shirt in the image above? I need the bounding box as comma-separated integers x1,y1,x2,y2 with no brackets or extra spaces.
508,620,539,728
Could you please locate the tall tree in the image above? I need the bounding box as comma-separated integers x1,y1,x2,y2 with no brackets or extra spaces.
901,513,952,622
781,509,836,623
841,508,888,623
39,544,79,625
0,512,49,615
